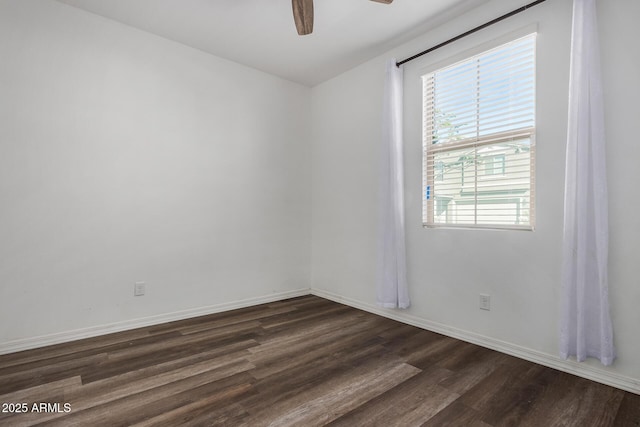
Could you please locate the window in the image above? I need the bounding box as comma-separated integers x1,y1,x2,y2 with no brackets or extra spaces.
484,154,505,175
422,34,536,230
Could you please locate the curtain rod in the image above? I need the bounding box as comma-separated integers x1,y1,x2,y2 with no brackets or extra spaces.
396,0,548,67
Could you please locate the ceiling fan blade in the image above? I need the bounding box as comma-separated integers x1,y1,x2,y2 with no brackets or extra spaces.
370,0,393,3
292,0,314,35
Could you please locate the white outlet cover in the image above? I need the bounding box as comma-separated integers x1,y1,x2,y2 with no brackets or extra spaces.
134,282,146,296
479,294,490,311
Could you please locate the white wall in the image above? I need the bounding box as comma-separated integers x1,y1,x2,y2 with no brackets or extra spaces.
0,0,311,348
311,0,640,390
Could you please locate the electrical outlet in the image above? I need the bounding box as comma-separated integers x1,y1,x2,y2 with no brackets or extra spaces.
479,294,490,311
134,282,146,296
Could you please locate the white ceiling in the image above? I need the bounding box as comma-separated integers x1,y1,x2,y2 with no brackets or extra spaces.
55,0,487,86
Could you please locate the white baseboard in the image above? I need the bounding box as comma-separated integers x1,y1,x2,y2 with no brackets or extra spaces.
311,288,640,395
0,288,311,356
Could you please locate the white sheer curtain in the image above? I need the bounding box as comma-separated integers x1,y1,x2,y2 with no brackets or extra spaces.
560,0,614,366
377,59,410,309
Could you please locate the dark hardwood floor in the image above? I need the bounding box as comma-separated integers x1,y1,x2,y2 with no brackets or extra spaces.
0,295,638,426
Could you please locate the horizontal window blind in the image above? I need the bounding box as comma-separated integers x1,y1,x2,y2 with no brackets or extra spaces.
422,34,536,230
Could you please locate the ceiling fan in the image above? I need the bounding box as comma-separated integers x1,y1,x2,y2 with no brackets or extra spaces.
292,0,393,36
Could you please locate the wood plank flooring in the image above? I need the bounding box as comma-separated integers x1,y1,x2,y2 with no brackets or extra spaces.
0,295,638,426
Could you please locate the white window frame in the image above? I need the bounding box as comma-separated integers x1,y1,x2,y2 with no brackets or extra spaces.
422,33,537,231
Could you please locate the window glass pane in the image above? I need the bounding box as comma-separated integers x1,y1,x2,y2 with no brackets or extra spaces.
423,34,536,229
